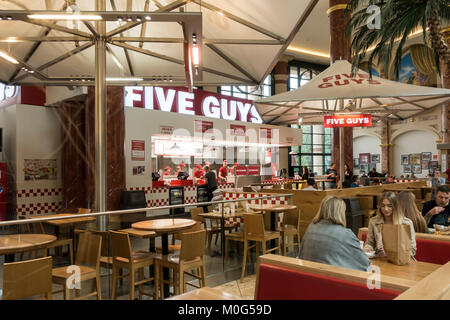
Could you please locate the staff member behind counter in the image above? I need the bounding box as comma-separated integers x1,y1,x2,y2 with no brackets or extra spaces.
218,159,228,183
204,165,218,201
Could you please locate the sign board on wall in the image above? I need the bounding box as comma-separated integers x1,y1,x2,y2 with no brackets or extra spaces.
229,124,246,136
324,114,372,128
124,86,263,124
131,140,145,161
194,120,213,133
234,165,247,176
248,165,260,176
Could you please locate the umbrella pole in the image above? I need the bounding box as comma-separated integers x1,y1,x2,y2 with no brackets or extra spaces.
339,126,344,188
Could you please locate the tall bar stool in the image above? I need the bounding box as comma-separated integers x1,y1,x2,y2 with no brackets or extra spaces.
190,207,220,255
240,213,281,281
155,229,207,299
110,231,157,300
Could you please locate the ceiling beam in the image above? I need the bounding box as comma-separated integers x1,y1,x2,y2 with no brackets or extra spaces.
191,0,284,42
23,20,92,38
206,43,259,83
105,0,190,38
12,42,95,83
259,0,319,85
139,0,151,48
0,37,90,42
110,0,135,76
111,41,253,84
7,2,70,83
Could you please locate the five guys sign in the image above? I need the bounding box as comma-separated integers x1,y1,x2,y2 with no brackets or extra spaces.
324,114,372,128
124,86,263,123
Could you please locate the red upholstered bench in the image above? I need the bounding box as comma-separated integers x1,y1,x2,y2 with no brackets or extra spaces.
415,237,450,265
357,228,450,265
256,263,401,300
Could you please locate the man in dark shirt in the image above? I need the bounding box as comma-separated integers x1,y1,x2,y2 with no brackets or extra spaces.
325,163,337,189
204,166,218,201
422,185,450,228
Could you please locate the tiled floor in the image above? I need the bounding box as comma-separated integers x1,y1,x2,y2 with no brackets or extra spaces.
213,275,256,300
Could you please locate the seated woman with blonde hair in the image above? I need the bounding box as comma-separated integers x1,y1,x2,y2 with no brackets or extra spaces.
298,195,370,271
364,192,416,259
397,191,428,234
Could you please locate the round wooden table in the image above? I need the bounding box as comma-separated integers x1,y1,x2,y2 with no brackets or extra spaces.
0,234,57,262
132,218,196,298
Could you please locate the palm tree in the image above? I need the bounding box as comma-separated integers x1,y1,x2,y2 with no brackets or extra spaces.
346,0,450,79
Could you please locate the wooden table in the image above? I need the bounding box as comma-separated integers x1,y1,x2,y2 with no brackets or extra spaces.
0,234,56,262
249,204,297,247
370,258,441,283
132,218,196,298
167,287,243,300
29,213,96,238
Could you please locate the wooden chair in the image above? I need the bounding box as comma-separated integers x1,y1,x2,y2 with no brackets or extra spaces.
2,256,53,300
74,229,112,273
240,213,281,281
155,229,207,299
190,207,220,255
277,208,301,256
156,221,202,254
52,232,102,300
225,231,244,261
109,230,157,300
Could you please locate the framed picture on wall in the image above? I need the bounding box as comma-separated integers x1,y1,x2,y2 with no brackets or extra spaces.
353,158,359,169
403,165,411,173
421,152,431,161
401,155,409,165
359,153,370,165
371,154,380,163
429,161,439,170
359,164,368,174
433,154,438,161
409,153,421,165
421,160,429,170
412,165,422,174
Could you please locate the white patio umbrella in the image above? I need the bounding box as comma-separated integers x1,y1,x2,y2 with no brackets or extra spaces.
255,60,450,186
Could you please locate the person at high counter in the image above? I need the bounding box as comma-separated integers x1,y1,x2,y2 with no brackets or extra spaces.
280,168,288,179
422,185,450,228
344,163,353,181
429,170,446,200
204,165,218,201
364,192,416,259
218,159,228,183
324,163,337,189
301,166,310,180
298,196,370,271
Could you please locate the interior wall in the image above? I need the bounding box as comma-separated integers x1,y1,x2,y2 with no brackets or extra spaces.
353,135,382,175
279,147,289,173
392,130,438,178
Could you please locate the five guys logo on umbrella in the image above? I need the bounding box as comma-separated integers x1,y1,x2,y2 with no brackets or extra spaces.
324,114,372,128
318,74,381,88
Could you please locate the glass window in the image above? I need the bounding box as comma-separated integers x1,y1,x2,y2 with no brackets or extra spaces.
289,123,332,177
219,75,273,100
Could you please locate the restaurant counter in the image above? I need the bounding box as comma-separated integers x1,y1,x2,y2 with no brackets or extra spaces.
126,180,235,212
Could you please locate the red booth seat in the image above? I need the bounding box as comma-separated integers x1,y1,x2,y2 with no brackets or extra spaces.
415,237,450,265
256,263,401,300
357,228,450,265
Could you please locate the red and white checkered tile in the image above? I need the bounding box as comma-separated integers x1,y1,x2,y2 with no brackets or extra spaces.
17,201,63,217
218,183,235,191
15,186,64,218
394,179,417,183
